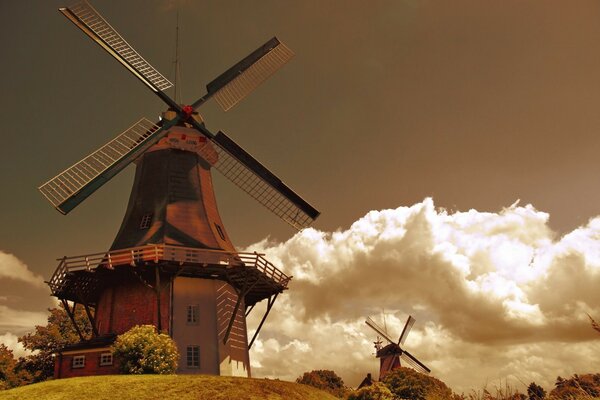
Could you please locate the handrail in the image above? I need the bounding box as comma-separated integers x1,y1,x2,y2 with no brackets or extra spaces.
49,244,290,294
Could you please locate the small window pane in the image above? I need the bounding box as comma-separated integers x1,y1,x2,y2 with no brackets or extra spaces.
214,223,226,241
187,305,199,324
72,355,85,368
140,213,153,229
186,346,200,368
100,353,113,366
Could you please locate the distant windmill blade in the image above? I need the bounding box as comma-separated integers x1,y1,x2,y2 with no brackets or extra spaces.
398,315,416,345
38,118,165,214
60,1,173,93
204,37,294,111
200,131,319,230
401,350,431,374
366,317,396,345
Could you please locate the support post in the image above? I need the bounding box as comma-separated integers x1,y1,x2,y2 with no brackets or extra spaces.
61,299,85,341
245,304,255,317
76,289,99,337
223,273,259,345
155,265,162,332
248,293,279,349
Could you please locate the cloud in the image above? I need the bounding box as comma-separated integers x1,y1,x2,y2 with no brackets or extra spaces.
0,305,48,334
0,251,45,288
0,332,31,359
245,198,600,392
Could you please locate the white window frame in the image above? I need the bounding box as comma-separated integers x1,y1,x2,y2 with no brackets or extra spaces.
99,353,113,366
72,355,85,369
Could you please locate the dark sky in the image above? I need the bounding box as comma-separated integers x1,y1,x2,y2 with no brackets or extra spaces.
3,0,600,278
1,0,600,388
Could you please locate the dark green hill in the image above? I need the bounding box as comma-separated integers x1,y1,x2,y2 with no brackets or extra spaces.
0,375,339,400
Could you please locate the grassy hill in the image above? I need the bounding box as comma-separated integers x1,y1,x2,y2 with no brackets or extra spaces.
0,375,339,400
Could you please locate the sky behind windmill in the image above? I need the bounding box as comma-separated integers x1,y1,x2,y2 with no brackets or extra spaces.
1,0,600,392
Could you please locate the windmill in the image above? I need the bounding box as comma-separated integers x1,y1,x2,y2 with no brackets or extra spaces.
41,1,319,379
365,315,430,379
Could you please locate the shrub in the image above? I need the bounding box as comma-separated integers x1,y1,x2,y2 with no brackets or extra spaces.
550,374,600,399
382,367,453,400
296,369,348,398
348,382,395,400
527,382,546,400
112,325,179,374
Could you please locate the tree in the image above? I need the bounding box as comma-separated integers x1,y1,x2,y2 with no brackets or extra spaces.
382,367,453,400
112,325,178,374
348,382,395,400
296,369,348,398
0,344,33,390
550,373,600,399
527,382,546,400
18,303,92,383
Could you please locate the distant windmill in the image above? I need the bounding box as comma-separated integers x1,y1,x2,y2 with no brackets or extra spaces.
40,0,319,379
365,315,430,379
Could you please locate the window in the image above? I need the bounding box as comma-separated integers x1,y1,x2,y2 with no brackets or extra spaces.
72,355,85,369
100,353,113,366
139,213,153,229
187,305,199,325
214,223,226,241
186,346,200,368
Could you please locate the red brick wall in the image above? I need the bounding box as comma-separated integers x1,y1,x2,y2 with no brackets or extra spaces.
95,276,171,335
55,350,119,379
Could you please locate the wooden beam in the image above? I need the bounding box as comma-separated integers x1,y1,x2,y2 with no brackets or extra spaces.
223,272,259,345
75,289,99,337
155,266,162,332
61,299,85,341
248,293,278,349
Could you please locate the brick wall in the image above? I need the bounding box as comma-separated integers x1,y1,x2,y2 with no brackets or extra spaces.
55,349,119,379
95,275,171,335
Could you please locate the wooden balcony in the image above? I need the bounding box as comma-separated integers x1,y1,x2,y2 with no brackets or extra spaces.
48,244,291,307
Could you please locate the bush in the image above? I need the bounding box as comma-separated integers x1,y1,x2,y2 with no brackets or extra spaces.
383,367,453,400
112,325,179,374
550,374,600,399
296,369,348,398
527,382,545,400
348,382,395,400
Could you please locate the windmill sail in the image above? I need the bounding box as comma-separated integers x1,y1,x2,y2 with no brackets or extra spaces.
366,317,396,345
60,1,172,93
38,118,165,214
201,131,319,230
401,350,431,374
398,315,416,345
204,37,294,112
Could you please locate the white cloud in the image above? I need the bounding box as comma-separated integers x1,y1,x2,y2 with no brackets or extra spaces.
0,251,45,288
246,199,600,393
0,305,48,334
0,332,31,358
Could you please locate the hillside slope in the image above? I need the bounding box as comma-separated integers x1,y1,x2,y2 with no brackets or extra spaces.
0,375,339,400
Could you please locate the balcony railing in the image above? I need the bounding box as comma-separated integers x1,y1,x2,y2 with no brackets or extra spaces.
48,244,291,297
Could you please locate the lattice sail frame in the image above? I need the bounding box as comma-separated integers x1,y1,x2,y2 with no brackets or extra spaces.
210,41,294,111
194,133,314,230
60,1,172,92
39,118,160,212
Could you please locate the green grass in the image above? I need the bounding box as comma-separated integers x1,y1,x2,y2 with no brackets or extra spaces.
0,375,339,400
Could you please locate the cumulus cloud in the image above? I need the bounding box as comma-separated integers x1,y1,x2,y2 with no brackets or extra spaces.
0,332,31,358
0,305,48,334
0,251,45,288
245,198,600,392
